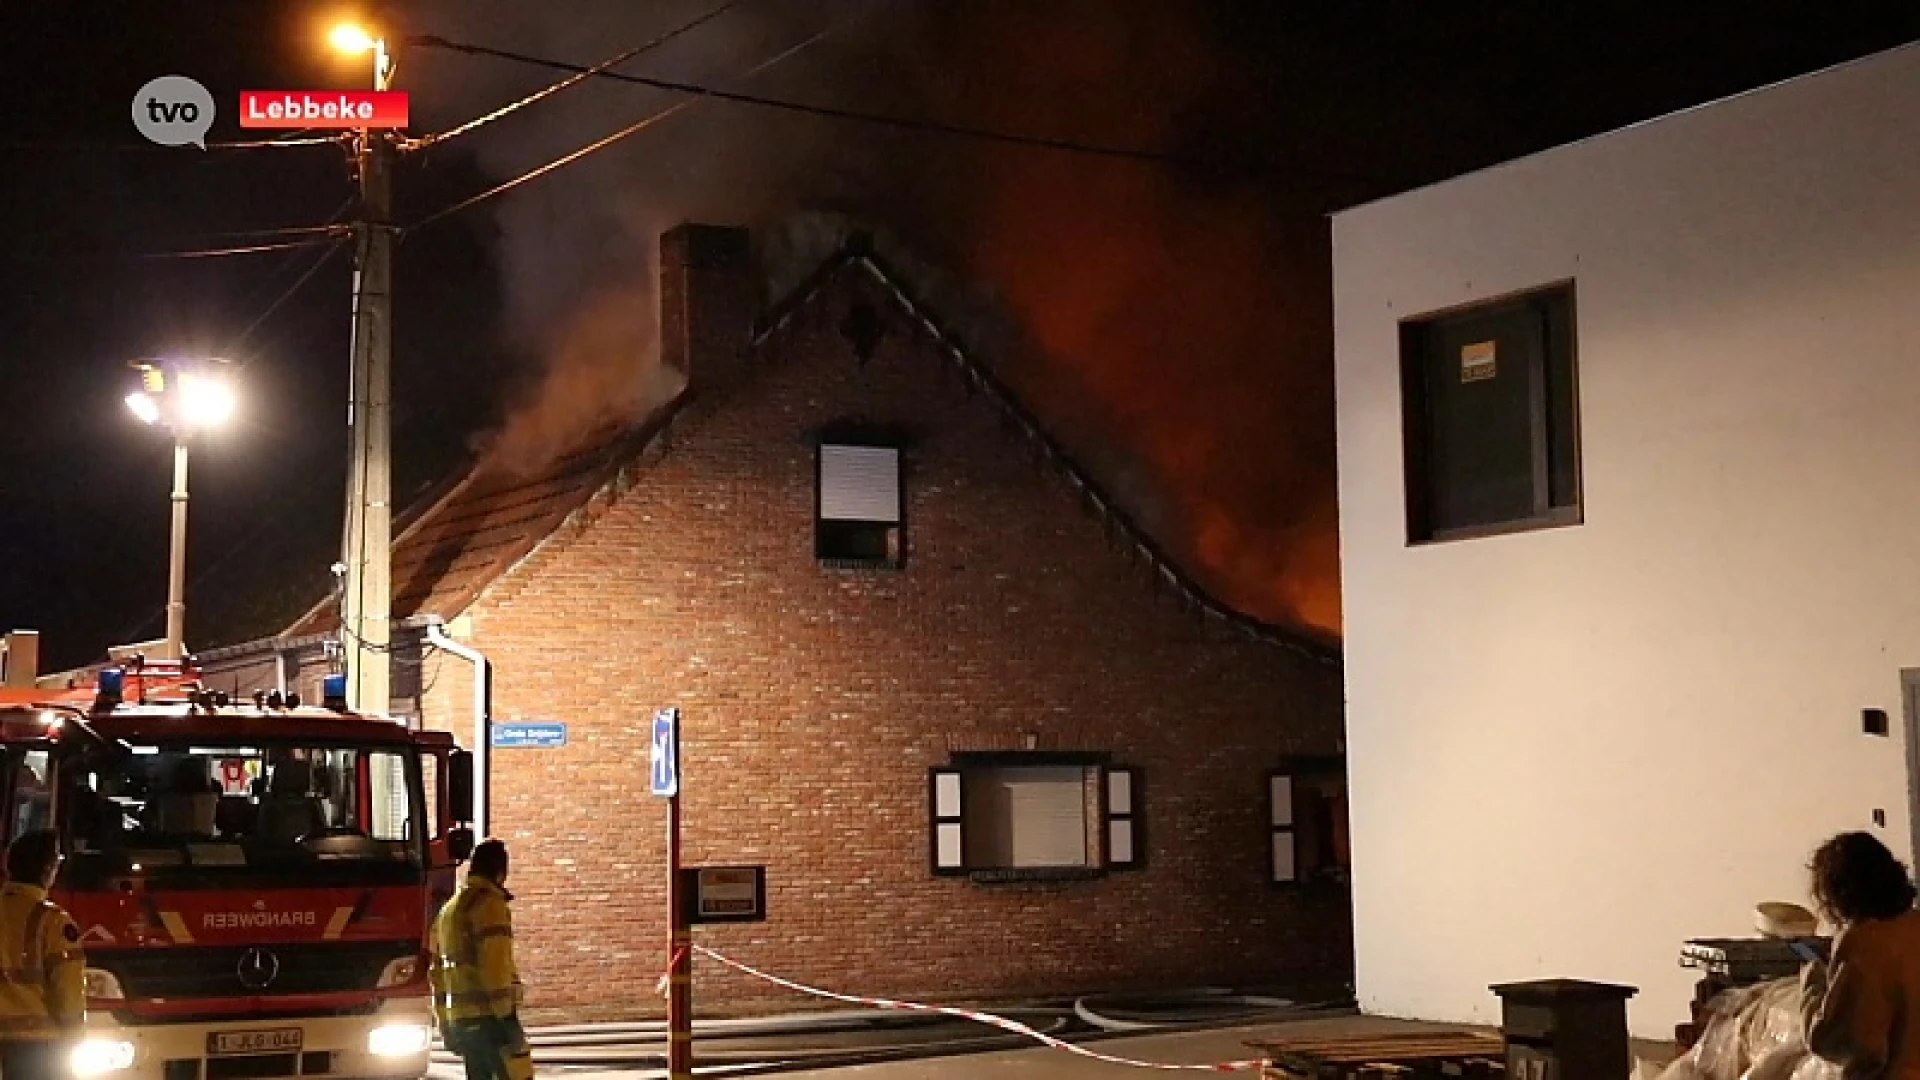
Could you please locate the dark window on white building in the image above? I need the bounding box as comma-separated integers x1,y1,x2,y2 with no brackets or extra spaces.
816,441,903,567
930,754,1140,881
1401,283,1581,543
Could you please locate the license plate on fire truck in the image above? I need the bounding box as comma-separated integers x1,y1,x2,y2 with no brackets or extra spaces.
208,1027,303,1055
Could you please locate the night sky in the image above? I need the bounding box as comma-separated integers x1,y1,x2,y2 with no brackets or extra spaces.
3,2,1915,673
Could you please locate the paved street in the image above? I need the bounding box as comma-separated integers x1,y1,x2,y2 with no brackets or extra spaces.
465,1011,1678,1080
455,1011,1685,1080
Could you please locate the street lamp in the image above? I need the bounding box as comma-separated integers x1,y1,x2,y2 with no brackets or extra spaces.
329,23,393,91
126,359,236,661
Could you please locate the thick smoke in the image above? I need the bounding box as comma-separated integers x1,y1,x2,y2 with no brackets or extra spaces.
402,0,1341,635
402,0,888,473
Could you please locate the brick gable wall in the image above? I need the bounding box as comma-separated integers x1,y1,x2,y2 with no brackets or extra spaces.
422,224,1349,1019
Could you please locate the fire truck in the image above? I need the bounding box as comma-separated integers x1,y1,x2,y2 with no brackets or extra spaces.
0,657,475,1079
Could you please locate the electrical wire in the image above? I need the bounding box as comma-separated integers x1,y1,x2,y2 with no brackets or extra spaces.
0,133,345,153
402,0,746,151
229,241,347,365
337,210,374,659
209,134,347,149
224,195,358,349
126,235,350,260
411,39,1384,185
7,228,351,263
404,19,844,235
104,192,356,645
209,223,353,241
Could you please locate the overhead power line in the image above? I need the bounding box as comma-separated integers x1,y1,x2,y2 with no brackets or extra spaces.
227,195,359,358
410,38,1383,185
0,133,345,153
406,20,845,234
210,134,347,149
231,241,348,362
403,0,746,151
129,234,349,260
4,225,352,264
209,223,354,241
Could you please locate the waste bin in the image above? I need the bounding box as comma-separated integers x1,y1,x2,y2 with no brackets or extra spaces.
1490,979,1638,1080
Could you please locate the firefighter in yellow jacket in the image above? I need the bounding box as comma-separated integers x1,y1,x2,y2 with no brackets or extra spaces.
0,829,84,1077
429,839,531,1080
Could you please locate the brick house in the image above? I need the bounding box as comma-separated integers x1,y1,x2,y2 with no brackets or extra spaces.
202,223,1348,1018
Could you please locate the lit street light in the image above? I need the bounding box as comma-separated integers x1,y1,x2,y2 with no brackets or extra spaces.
327,24,376,54
328,23,393,91
126,359,235,661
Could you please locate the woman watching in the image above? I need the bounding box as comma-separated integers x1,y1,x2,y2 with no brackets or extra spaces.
1802,830,1920,1079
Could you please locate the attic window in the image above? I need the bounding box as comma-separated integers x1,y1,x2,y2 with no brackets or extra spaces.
816,442,902,567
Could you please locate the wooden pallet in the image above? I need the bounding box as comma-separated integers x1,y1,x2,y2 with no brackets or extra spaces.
1249,1031,1509,1080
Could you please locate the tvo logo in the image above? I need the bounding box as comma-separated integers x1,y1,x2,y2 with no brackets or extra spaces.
132,75,216,149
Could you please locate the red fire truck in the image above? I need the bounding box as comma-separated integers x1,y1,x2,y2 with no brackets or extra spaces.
0,658,474,1079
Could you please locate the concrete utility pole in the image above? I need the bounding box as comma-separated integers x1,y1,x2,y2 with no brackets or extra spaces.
340,38,395,713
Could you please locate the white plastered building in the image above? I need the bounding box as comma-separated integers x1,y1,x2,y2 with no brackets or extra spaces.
1332,43,1920,1037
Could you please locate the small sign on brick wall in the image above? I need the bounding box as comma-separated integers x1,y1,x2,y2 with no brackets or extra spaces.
680,865,767,924
491,721,567,749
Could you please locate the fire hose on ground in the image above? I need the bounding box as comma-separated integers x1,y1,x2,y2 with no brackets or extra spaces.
427,948,1352,1073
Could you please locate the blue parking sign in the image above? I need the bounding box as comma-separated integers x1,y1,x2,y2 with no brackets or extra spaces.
650,707,679,797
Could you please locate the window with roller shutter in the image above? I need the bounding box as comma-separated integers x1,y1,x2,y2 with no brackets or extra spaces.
816,441,903,567
929,752,1141,882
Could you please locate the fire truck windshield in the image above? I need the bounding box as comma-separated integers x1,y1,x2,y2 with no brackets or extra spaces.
54,741,424,887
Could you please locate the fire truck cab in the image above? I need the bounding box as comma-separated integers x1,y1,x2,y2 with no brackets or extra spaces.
0,659,474,1079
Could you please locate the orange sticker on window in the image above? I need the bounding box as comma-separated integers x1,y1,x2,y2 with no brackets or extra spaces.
1461,341,1497,382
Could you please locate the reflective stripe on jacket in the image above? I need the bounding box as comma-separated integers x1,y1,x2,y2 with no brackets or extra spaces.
429,874,518,1023
0,882,84,1041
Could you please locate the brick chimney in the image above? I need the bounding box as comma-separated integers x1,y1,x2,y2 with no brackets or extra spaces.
659,223,754,393
2,630,40,688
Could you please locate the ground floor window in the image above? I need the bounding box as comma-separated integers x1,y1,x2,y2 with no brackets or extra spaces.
930,752,1140,881
1270,757,1348,886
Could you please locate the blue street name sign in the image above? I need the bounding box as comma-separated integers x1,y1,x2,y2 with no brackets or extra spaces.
650,707,679,797
491,721,567,749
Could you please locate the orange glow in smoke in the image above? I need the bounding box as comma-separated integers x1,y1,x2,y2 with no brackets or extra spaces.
885,4,1345,637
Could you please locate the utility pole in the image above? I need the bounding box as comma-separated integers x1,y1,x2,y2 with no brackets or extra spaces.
340,39,394,713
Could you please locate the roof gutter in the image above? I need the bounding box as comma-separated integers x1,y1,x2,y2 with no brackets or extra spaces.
423,618,491,839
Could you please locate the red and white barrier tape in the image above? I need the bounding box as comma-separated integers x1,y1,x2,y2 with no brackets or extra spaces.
693,945,1269,1072
654,945,690,997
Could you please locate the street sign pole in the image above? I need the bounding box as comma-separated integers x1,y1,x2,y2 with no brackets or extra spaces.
653,708,691,1080
667,784,691,1080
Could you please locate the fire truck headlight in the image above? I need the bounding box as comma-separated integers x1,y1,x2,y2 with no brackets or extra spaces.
70,1037,136,1076
82,968,126,1001
368,1022,433,1056
375,955,420,988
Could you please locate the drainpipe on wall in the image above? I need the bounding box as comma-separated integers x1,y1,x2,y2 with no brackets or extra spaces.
424,618,491,839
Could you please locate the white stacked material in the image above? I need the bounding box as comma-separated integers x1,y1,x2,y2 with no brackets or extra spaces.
1658,979,1839,1080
